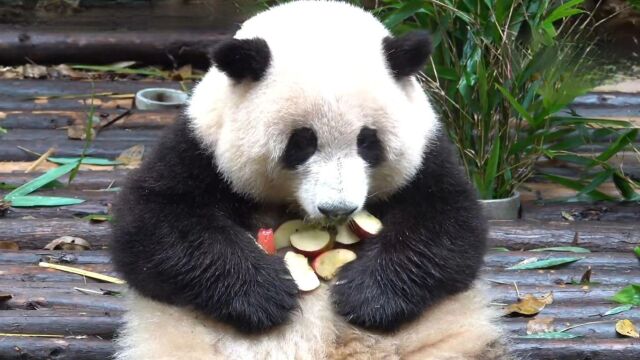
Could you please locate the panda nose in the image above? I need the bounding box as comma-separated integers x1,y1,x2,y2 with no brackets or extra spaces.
318,206,357,219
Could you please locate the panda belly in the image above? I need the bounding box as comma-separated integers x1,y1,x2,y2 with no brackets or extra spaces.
114,283,504,360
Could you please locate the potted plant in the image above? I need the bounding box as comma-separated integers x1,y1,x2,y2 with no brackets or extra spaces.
374,0,639,219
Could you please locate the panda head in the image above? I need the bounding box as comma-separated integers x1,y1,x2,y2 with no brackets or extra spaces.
188,2,439,221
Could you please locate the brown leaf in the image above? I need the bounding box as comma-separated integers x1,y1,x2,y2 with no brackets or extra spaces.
561,211,575,221
572,232,580,245
116,144,145,168
527,317,556,334
43,236,91,251
0,241,19,250
615,319,639,338
0,66,24,79
580,267,592,285
0,292,12,302
171,64,193,81
23,64,48,79
67,125,96,140
49,64,87,79
504,292,554,316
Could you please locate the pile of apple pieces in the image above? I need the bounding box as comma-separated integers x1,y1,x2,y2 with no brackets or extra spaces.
256,211,382,292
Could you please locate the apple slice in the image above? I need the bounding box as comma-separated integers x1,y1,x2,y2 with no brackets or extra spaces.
349,210,382,239
335,223,361,245
290,229,332,258
312,249,357,280
256,228,276,255
274,219,312,249
284,251,320,292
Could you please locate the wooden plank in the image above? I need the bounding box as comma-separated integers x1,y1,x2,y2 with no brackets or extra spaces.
489,220,640,252
521,201,640,222
0,80,180,98
0,110,176,129
0,337,114,360
484,251,640,268
0,29,227,69
0,251,112,265
0,219,111,249
510,338,640,359
0,309,122,338
0,264,119,283
503,317,639,339
481,269,639,287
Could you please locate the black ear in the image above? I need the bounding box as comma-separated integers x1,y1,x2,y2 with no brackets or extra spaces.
383,31,432,79
211,37,271,82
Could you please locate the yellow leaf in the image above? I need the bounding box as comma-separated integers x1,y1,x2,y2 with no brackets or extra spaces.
504,292,554,316
616,319,639,338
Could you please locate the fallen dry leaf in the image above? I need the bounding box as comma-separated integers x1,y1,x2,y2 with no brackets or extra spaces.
580,267,592,285
527,317,556,334
23,64,48,79
504,292,554,316
44,236,91,251
116,144,145,168
615,319,639,338
67,124,97,140
0,241,19,250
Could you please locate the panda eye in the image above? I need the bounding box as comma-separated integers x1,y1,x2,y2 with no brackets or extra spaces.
357,127,384,167
282,127,318,169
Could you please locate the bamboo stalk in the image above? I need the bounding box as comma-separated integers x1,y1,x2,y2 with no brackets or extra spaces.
38,262,125,284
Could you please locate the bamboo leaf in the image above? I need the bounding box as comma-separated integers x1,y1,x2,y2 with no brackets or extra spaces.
516,332,581,339
576,169,614,198
8,196,84,207
612,172,640,201
48,157,121,166
383,0,426,30
496,84,534,124
541,174,617,201
634,246,640,259
603,304,634,316
507,257,584,270
4,162,79,200
595,129,638,164
529,246,591,253
483,137,501,199
612,284,640,306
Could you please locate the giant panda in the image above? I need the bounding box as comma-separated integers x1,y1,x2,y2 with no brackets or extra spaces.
111,1,507,359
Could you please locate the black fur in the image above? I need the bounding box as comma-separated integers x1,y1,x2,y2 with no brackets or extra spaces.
211,37,271,82
112,116,485,334
331,129,487,332
357,127,384,167
110,116,299,334
282,127,318,169
383,31,432,78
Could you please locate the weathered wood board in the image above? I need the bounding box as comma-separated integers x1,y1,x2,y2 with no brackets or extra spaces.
1,79,639,359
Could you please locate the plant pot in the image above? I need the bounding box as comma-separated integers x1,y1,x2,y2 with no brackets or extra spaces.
135,88,188,110
479,191,521,220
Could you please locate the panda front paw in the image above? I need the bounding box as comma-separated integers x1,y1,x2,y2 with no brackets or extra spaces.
331,258,422,332
221,256,299,333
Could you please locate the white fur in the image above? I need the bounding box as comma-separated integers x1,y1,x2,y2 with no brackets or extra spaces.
115,284,503,360
187,0,439,215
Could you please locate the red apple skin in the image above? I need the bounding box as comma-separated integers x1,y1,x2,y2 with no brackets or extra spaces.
348,211,383,240
348,220,375,240
256,228,276,255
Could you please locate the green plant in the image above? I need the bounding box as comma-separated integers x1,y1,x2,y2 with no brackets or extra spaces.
375,0,639,200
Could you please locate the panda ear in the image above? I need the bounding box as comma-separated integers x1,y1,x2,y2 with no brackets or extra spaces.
383,31,432,79
211,37,271,82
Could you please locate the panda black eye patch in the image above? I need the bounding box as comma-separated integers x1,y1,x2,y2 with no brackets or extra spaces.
357,127,384,167
282,127,318,169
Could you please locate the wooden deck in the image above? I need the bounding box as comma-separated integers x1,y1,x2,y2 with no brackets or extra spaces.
1,80,639,359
